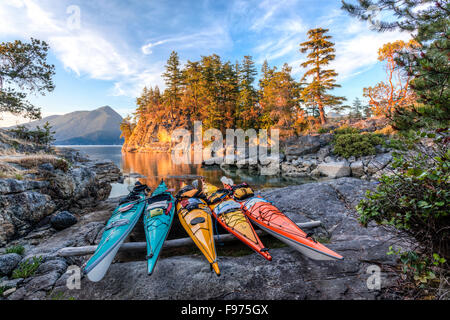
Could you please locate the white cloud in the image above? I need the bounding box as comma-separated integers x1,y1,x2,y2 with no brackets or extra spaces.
0,0,144,94
332,25,411,80
141,40,168,55
0,0,235,99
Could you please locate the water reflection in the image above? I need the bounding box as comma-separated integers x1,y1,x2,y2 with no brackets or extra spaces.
121,152,222,192
119,152,314,196
62,146,314,198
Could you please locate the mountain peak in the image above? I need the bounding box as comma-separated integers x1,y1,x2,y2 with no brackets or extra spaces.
14,106,124,145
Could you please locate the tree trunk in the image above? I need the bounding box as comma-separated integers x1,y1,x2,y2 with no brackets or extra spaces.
318,99,326,124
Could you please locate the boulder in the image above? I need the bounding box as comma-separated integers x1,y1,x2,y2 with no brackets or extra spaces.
281,163,309,177
0,253,22,276
38,163,54,172
317,146,331,161
317,161,351,178
366,153,393,175
0,277,24,289
0,191,56,244
285,135,321,156
50,211,77,231
350,161,365,178
258,156,281,176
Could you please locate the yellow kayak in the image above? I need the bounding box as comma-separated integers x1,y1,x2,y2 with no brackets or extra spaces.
176,182,220,276
200,180,272,261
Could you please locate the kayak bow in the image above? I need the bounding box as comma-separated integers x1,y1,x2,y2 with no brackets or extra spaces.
176,182,220,276
222,178,343,261
83,182,149,281
144,180,175,275
201,180,272,261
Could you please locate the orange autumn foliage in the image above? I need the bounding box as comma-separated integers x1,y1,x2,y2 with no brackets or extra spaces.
363,40,419,117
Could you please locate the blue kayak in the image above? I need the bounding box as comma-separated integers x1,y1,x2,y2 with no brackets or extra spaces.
144,180,175,275
83,182,149,282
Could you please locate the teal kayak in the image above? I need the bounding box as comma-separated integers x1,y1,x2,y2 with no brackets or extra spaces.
144,180,175,275
83,182,149,282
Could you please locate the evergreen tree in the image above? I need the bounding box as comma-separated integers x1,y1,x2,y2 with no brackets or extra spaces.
342,0,449,129
119,115,135,143
300,28,346,124
200,54,229,129
259,63,302,136
162,51,183,121
0,38,55,120
238,55,259,129
182,60,203,125
351,97,364,118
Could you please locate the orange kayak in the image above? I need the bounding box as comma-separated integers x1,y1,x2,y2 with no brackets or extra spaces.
223,181,343,261
201,180,272,261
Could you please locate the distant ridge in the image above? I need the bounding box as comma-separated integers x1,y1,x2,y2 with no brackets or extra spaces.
12,106,124,145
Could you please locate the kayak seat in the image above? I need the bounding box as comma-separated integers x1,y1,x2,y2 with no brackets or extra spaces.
176,185,203,199
213,200,241,216
147,193,171,204
190,216,206,225
119,182,150,205
243,197,269,210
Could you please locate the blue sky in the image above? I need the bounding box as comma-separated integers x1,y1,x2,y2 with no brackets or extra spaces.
0,0,411,126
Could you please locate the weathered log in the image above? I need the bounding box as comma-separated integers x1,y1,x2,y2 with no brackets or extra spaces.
57,220,322,257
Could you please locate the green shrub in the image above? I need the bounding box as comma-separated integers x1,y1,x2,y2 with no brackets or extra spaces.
357,129,449,293
14,173,23,180
333,133,384,158
11,256,43,279
387,247,447,285
53,158,70,172
333,125,360,135
8,122,55,146
5,245,25,255
318,127,331,134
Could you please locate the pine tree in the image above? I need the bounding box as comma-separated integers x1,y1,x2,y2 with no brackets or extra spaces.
199,54,229,129
162,51,183,121
342,0,449,129
258,62,302,136
0,38,55,120
300,28,346,125
182,60,203,125
119,115,135,143
351,97,364,119
238,55,259,129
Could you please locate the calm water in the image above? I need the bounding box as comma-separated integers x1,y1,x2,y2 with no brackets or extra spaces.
61,145,313,197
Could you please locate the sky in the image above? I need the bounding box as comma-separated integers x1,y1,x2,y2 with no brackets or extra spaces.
0,0,412,127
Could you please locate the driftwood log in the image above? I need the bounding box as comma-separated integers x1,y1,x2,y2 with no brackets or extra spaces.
57,220,321,257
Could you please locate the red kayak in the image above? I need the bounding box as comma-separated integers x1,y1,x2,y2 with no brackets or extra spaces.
201,180,272,261
222,178,343,261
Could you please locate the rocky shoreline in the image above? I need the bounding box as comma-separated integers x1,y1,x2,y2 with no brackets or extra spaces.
0,148,122,246
1,177,411,300
206,133,394,181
